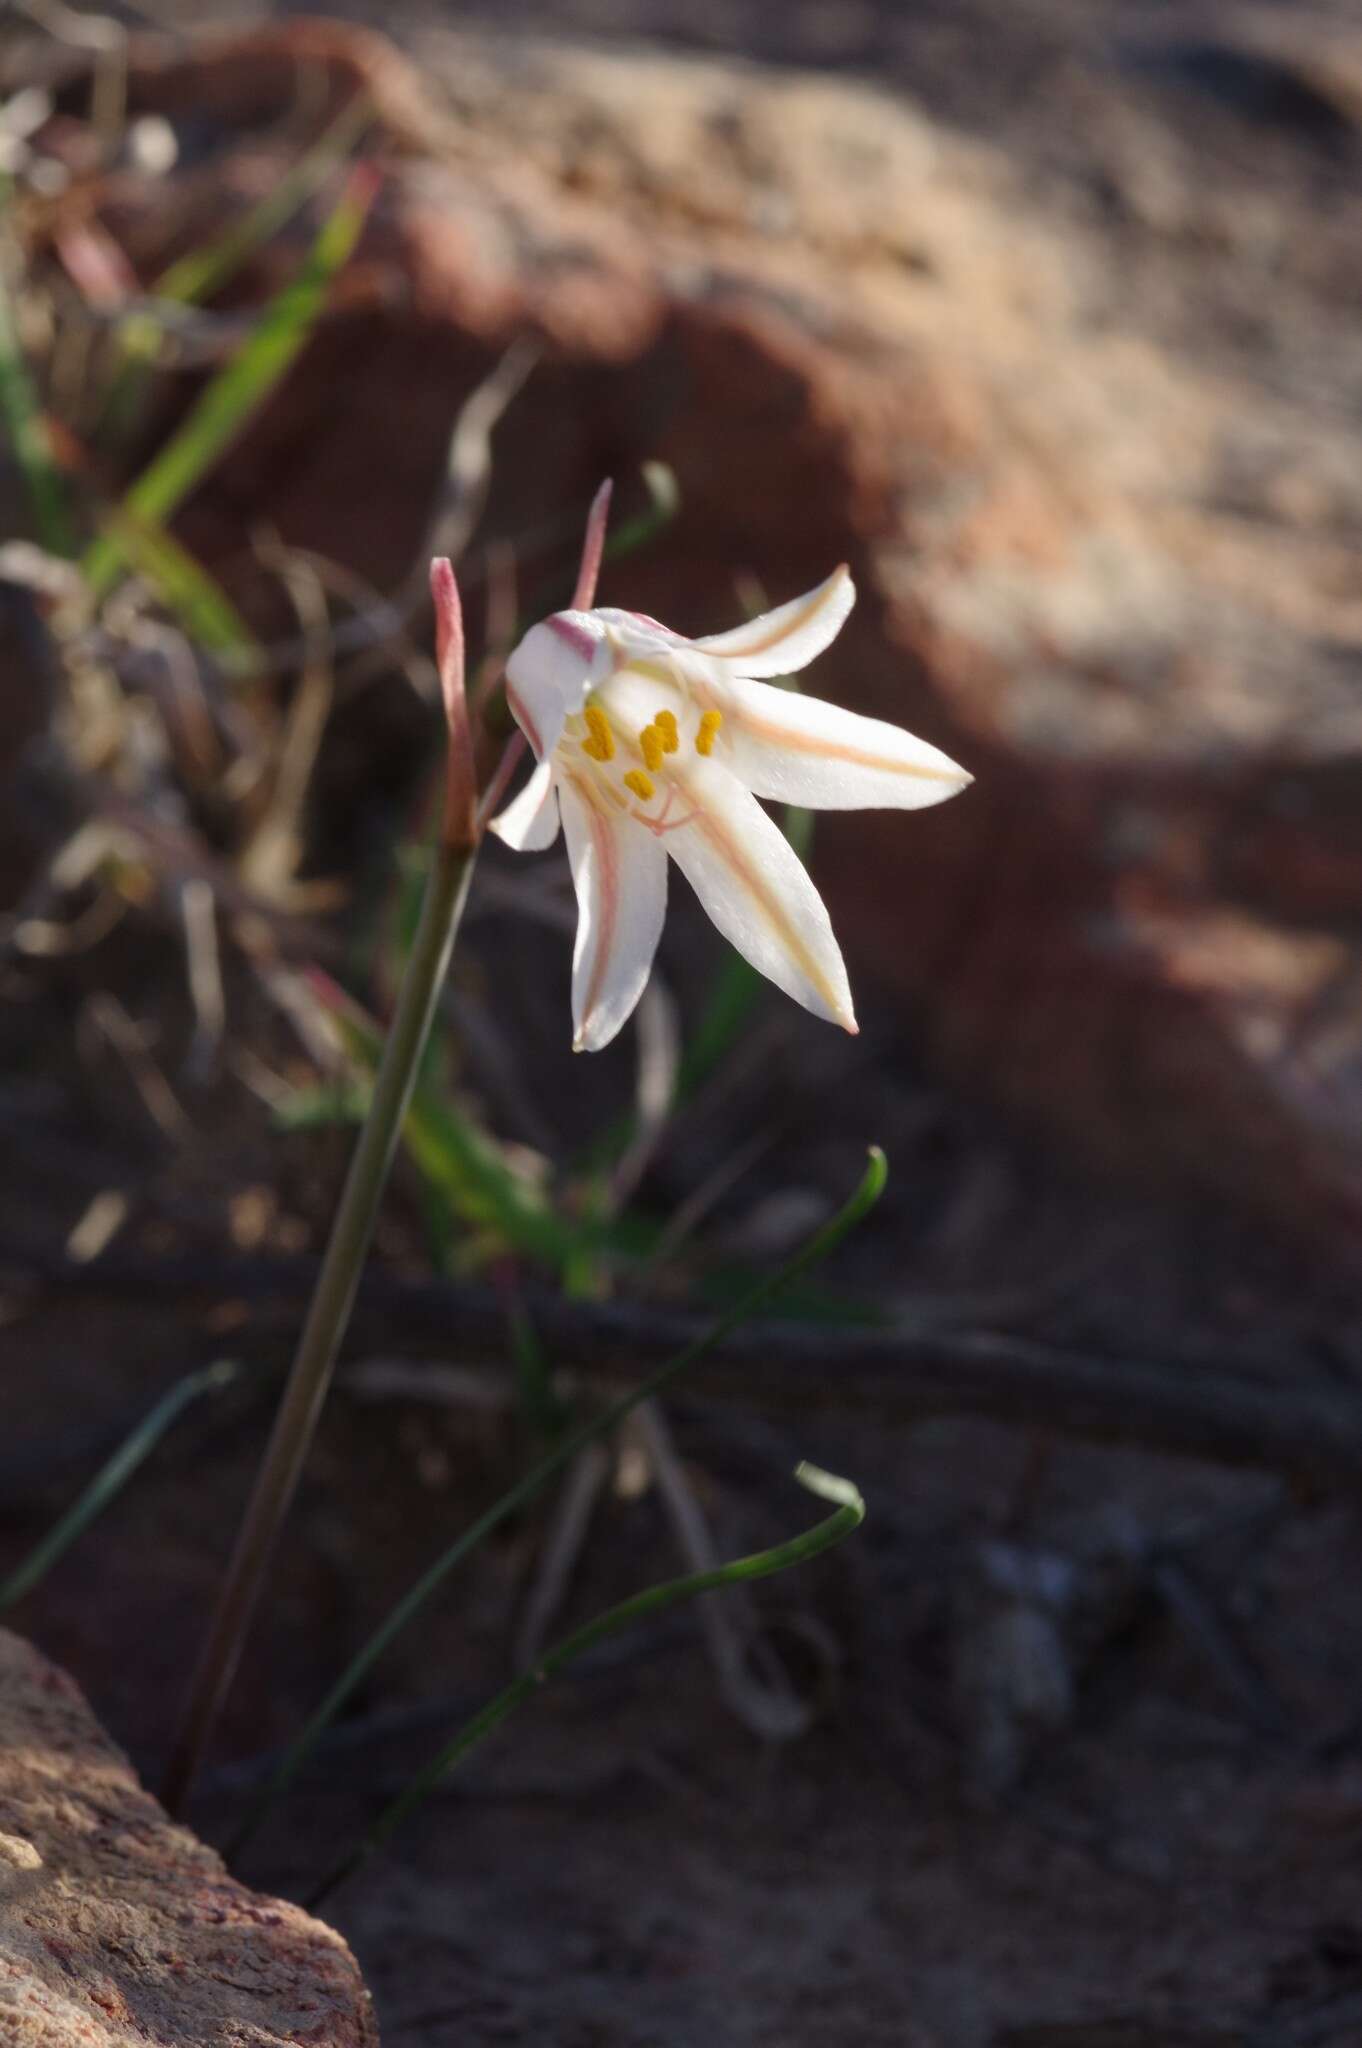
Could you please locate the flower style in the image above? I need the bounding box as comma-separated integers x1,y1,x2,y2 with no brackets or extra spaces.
490,550,971,1051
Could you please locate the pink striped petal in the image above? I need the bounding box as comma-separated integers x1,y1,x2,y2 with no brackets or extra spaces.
699,671,971,811
689,566,855,678
489,758,561,851
663,755,856,1033
558,773,668,1052
504,611,611,760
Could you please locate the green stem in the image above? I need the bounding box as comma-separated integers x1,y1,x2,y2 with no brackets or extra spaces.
0,262,75,558
164,835,476,1816
307,1461,863,1906
228,1147,886,1856
0,1362,239,1611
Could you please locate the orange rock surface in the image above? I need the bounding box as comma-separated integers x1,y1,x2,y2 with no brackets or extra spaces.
0,1629,377,2048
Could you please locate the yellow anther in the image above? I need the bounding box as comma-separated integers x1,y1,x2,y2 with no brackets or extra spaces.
695,709,723,756
640,724,665,773
582,703,616,762
653,708,679,753
624,769,656,803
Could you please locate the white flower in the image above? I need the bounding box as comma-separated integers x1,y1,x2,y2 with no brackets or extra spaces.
490,564,971,1051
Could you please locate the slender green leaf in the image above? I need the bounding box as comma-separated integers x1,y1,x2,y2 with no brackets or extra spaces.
100,100,375,446
307,1059,662,1279
0,267,75,557
228,1147,886,1853
308,1461,863,1902
274,1080,372,1130
602,459,679,565
0,1361,240,1610
84,170,375,599
101,506,261,658
501,1277,565,1435
163,836,477,1820
154,100,375,312
309,975,590,1274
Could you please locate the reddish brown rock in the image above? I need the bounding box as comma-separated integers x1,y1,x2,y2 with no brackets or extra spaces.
0,1629,377,2047
15,18,1362,1248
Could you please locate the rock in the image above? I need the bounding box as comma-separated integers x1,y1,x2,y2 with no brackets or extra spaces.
15,17,1362,1251
951,1527,1144,1801
0,1628,377,2047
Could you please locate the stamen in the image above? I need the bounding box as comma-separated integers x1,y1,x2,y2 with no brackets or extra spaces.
695,709,723,756
653,708,679,753
624,769,656,802
639,724,665,773
582,703,615,762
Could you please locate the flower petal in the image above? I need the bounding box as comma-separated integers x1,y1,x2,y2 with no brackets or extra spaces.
688,565,855,678
702,672,972,811
558,771,668,1052
488,758,561,851
664,754,856,1032
504,611,610,760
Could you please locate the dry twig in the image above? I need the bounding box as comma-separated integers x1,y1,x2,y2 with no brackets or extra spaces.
11,1247,1362,1486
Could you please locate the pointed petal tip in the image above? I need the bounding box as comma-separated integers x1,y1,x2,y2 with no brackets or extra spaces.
571,1010,613,1053
429,557,465,693
429,556,477,847
573,479,614,610
691,560,856,676
428,554,458,621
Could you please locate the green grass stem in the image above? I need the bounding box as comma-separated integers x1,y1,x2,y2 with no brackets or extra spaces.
0,266,75,557
84,170,374,601
228,1147,886,1855
0,1362,240,1610
164,829,476,1819
307,1461,863,1903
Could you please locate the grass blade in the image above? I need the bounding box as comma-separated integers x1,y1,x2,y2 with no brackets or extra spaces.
228,1146,886,1853
84,168,376,600
154,99,375,313
0,1361,240,1610
308,1461,864,1903
101,506,261,659
100,99,375,445
0,265,75,557
602,459,679,566
304,969,590,1275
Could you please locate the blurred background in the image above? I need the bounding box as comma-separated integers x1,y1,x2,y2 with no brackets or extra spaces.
2,1,1362,2042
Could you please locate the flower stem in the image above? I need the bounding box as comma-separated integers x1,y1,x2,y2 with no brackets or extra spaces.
227,1147,886,1857
164,832,476,1816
